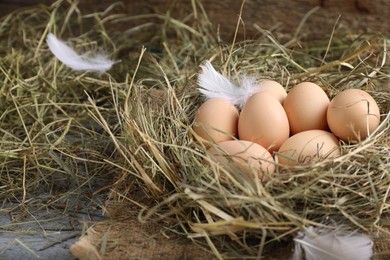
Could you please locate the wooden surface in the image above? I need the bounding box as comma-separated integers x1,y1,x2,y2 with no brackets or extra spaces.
1,0,389,40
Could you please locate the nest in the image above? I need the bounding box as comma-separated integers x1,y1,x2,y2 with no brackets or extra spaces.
1,1,389,259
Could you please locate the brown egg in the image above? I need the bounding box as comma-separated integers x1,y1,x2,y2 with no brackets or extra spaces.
193,98,239,143
283,82,330,135
238,92,290,152
276,130,340,166
207,140,275,180
258,80,287,104
327,89,380,142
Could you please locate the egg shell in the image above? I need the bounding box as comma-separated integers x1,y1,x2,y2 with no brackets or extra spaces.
283,82,330,135
193,98,239,143
327,89,380,142
258,80,287,104
207,140,275,180
276,129,340,166
238,92,290,152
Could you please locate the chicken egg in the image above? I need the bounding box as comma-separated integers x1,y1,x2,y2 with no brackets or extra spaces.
238,92,290,152
276,129,340,166
283,82,330,135
327,89,380,142
258,80,287,104
193,98,239,143
207,140,275,180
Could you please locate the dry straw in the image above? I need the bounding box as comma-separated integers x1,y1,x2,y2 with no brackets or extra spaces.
0,0,389,259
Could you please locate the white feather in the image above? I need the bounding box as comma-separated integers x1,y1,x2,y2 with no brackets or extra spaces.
238,76,264,107
197,61,260,107
46,33,115,73
292,226,373,260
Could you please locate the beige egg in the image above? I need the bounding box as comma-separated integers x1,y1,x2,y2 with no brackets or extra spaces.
283,82,330,135
276,130,340,166
327,89,380,142
207,140,275,180
258,80,287,104
193,98,239,143
238,92,290,152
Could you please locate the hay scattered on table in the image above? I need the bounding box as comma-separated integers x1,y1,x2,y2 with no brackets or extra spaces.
0,1,389,259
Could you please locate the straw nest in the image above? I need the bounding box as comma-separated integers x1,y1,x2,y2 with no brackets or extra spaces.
1,1,389,259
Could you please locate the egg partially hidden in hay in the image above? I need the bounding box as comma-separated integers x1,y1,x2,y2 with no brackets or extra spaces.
193,98,239,143
327,89,380,142
207,140,275,180
276,130,341,166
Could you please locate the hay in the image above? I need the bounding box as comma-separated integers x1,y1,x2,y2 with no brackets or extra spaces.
1,0,389,259
114,5,390,259
69,218,214,260
70,231,102,260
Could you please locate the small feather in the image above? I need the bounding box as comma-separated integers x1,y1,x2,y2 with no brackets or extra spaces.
292,226,373,260
197,61,260,107
46,33,115,73
238,76,264,107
